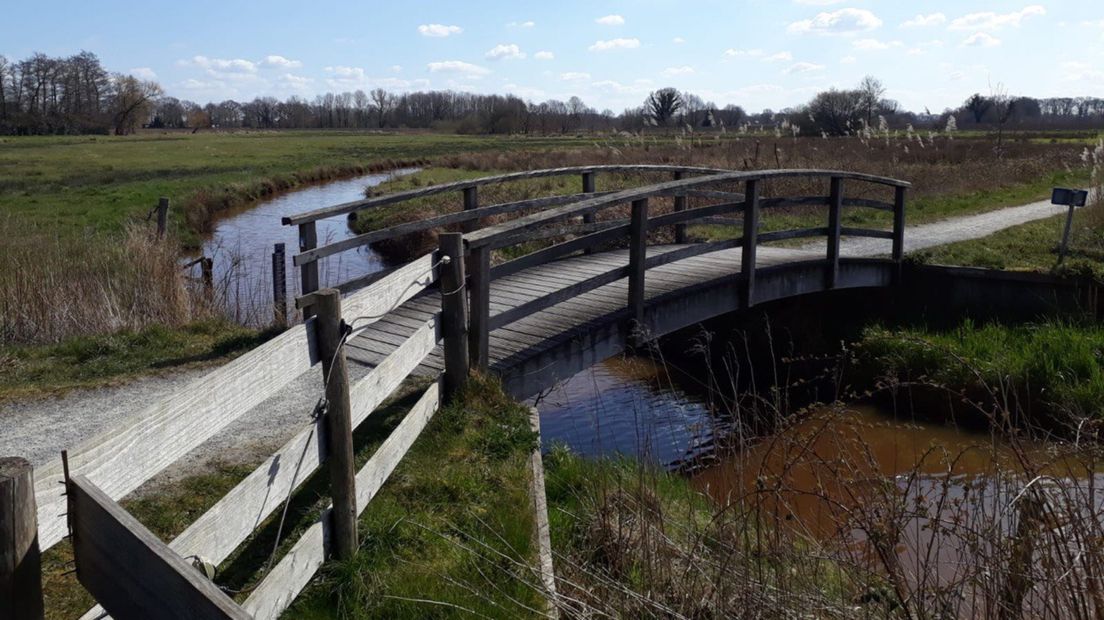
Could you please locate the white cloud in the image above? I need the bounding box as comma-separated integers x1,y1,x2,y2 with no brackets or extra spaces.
901,13,946,28
794,0,844,4
661,66,695,77
787,8,883,35
784,61,825,74
841,55,857,64
261,55,302,69
595,14,625,26
507,20,535,28
390,65,403,73
418,23,462,37
187,55,257,73
762,51,793,62
560,71,591,81
277,73,313,90
588,38,640,52
949,6,1045,31
130,67,156,80
962,32,1001,47
724,48,764,57
485,44,526,60
1062,61,1104,84
672,37,686,44
534,51,555,60
852,38,903,51
426,60,489,76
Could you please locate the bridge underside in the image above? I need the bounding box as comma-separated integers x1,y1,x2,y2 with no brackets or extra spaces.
343,244,896,400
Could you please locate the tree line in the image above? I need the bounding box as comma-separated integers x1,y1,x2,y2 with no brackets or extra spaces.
3,51,1102,137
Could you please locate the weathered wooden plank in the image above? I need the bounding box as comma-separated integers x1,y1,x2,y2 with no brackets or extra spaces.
490,223,631,279
646,200,741,230
757,227,828,243
842,197,894,211
741,180,760,307
469,245,492,370
840,227,894,239
243,379,442,620
827,177,843,289
79,315,440,620
627,199,648,335
0,458,42,620
68,475,251,620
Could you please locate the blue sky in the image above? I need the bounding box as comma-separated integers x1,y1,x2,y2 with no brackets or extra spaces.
4,1,1103,113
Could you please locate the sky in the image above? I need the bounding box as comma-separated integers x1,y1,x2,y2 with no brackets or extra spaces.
3,0,1103,113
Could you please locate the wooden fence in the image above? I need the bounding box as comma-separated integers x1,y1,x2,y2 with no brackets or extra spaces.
3,164,908,619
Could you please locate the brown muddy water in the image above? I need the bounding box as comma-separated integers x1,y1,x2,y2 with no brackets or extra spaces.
537,355,1104,604
198,168,419,322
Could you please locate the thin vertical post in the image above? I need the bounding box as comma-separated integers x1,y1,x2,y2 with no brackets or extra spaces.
826,177,843,289
627,198,649,343
468,244,491,370
892,186,907,282
298,222,319,316
0,457,44,620
155,197,169,238
439,233,469,400
740,180,760,308
272,243,287,327
582,172,596,254
673,171,688,244
313,289,357,560
200,257,213,294
461,186,479,233
1059,205,1076,263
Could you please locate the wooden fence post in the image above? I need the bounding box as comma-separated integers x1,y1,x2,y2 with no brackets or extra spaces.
438,233,469,400
741,179,760,308
892,186,907,283
156,197,169,238
313,289,358,560
468,244,491,371
461,186,479,233
627,198,649,344
298,222,320,316
272,243,287,327
582,172,596,254
0,457,44,620
673,171,688,244
826,177,843,289
201,257,214,294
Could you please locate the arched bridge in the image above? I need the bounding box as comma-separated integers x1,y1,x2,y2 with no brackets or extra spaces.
285,165,910,398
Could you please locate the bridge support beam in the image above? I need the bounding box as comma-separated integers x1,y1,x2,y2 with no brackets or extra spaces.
627,198,648,345
740,179,760,308
582,172,596,254
468,244,491,371
439,233,470,400
826,176,843,289
673,171,687,244
892,186,907,282
298,222,319,317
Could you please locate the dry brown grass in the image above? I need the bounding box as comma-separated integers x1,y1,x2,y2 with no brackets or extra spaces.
0,217,216,344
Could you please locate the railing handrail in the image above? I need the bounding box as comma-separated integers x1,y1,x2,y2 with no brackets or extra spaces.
281,164,736,226
465,168,908,250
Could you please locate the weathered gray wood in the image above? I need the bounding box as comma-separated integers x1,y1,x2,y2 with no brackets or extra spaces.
314,290,358,560
673,171,688,244
298,221,320,315
489,266,630,331
469,244,491,370
893,186,907,266
827,177,843,289
646,200,741,230
438,233,469,400
460,186,479,233
526,409,557,615
842,197,894,211
0,458,42,620
67,475,250,620
243,379,442,620
201,257,213,293
582,172,597,254
741,180,760,307
490,224,631,279
757,227,828,243
627,198,648,339
840,227,894,239
156,197,169,238
272,243,287,326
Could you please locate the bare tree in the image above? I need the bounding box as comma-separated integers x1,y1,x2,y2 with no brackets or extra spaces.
964,93,991,124
646,87,683,127
370,88,392,128
858,75,886,124
110,74,161,134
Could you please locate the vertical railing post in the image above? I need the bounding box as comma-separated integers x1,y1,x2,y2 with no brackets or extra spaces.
313,289,358,560
461,186,479,233
826,177,843,289
272,242,287,327
740,179,760,308
627,198,649,344
155,197,169,239
468,244,491,371
582,172,597,254
200,257,213,295
0,457,44,620
673,171,688,244
892,185,907,282
439,233,470,400
298,222,320,316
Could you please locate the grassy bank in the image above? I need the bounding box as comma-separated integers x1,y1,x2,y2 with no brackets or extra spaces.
855,319,1104,424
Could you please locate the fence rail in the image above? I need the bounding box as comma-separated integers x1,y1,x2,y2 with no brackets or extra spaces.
6,164,909,619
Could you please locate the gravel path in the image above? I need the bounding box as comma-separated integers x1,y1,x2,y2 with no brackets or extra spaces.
0,194,1081,490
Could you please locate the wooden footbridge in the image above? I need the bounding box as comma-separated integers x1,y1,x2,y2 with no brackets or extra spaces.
12,165,1099,619
286,165,908,399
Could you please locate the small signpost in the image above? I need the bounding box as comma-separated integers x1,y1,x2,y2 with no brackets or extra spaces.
1052,187,1088,262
